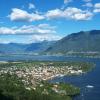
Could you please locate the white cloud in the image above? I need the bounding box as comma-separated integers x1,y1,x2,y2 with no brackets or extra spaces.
0,24,61,42
46,7,93,20
9,6,94,22
31,34,61,42
93,3,100,13
83,2,93,7
64,7,93,20
93,9,100,13
29,3,35,9
0,24,56,35
83,0,91,2
64,0,72,4
0,27,15,34
94,3,100,8
38,24,56,29
9,8,44,22
46,9,63,19
62,0,73,9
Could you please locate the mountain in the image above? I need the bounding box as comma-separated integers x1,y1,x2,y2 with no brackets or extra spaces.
46,30,100,54
0,41,55,54
26,41,55,52
0,43,28,54
1,30,100,55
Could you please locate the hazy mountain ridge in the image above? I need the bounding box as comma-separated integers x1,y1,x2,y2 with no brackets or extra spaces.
0,30,100,55
0,41,55,54
46,30,100,54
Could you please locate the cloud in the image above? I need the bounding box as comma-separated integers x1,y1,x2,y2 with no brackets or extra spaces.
9,6,94,22
64,0,72,4
93,3,100,13
63,7,93,20
0,27,15,34
0,24,56,35
0,24,61,43
46,7,93,20
38,24,56,29
83,0,91,2
9,8,44,22
46,9,63,19
29,3,35,9
93,9,100,13
83,2,93,7
31,34,61,42
62,0,73,9
94,3,100,8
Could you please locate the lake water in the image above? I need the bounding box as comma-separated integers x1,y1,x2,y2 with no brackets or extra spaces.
0,55,100,100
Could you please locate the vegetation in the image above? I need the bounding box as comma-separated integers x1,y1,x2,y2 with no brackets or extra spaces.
0,61,94,73
0,61,94,100
0,73,80,100
45,30,100,57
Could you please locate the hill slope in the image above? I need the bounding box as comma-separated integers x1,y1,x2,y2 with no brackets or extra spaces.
46,30,100,54
0,41,55,54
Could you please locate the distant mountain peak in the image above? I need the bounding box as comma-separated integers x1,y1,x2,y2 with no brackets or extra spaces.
46,30,100,53
0,41,55,54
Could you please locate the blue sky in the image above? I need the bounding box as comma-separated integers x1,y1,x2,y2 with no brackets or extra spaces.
0,0,100,43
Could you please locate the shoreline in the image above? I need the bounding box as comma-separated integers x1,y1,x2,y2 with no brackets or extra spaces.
0,61,94,86
0,60,95,100
0,54,100,59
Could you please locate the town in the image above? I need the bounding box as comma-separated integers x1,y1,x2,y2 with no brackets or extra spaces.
0,61,94,100
0,61,94,88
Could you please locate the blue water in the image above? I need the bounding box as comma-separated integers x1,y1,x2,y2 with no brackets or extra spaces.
0,55,100,100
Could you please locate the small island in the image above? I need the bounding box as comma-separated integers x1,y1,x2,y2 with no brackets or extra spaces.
0,61,94,100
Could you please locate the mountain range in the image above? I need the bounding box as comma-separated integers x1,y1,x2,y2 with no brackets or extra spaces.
0,30,100,55
46,30,100,54
0,41,55,54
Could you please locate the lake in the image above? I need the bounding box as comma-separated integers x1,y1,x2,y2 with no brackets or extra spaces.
0,55,100,100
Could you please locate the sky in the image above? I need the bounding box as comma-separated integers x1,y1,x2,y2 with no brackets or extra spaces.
0,0,100,43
